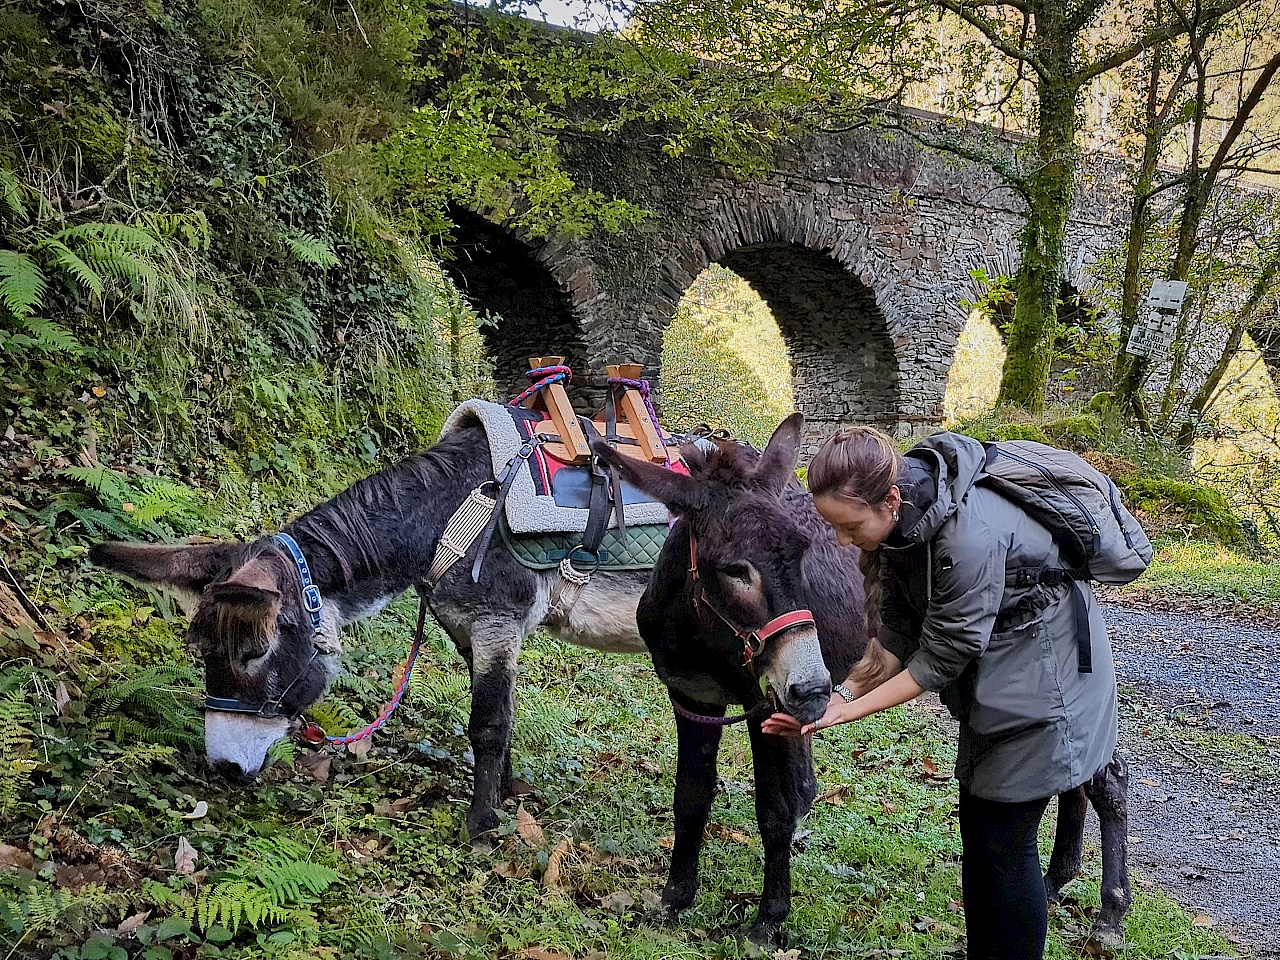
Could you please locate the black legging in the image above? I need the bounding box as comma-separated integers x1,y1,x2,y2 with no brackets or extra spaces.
958,787,1053,960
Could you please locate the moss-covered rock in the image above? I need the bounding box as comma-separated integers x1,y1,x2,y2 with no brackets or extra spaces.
1117,474,1244,546
1043,413,1102,451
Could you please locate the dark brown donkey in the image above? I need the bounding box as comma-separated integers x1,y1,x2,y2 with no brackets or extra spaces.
595,414,1131,949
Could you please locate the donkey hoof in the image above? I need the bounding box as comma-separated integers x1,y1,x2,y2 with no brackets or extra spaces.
1085,923,1125,954
661,883,696,913
747,919,786,949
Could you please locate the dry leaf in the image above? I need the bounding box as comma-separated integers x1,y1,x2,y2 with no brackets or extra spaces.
492,860,529,879
54,681,70,715
516,804,546,849
600,890,635,912
519,949,572,960
0,843,34,870
390,797,414,813
543,837,573,890
116,911,151,934
174,837,198,875
298,751,331,784
347,736,372,758
880,800,898,814
1192,914,1215,927
181,800,208,820
91,385,107,397
921,757,940,777
819,784,848,805
1138,778,1161,787
657,836,674,850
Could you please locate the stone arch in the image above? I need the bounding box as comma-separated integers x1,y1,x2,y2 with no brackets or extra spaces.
718,244,899,437
658,202,903,446
438,207,591,399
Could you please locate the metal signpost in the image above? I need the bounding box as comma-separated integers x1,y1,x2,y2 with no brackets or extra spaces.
1124,279,1189,360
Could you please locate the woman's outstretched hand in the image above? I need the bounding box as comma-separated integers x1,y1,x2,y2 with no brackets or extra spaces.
761,691,849,737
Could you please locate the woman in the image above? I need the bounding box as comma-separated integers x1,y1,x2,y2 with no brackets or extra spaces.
762,425,1118,960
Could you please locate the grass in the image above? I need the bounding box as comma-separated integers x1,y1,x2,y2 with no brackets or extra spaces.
0,590,1236,959
1116,540,1280,605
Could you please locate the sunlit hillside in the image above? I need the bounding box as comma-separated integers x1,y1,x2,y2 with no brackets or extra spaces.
659,265,795,447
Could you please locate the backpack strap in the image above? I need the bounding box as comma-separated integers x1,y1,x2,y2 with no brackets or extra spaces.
1008,566,1093,674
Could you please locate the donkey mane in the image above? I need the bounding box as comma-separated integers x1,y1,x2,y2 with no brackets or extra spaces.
283,426,486,586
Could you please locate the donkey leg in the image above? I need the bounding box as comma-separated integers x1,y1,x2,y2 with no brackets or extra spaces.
1085,751,1132,950
664,698,725,913
745,721,817,947
464,617,524,841
1044,786,1088,903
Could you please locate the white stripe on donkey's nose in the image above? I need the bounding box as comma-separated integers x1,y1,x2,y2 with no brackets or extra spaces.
205,712,291,777
765,626,831,725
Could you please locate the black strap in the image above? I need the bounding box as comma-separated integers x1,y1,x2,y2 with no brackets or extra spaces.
580,419,613,557
1008,566,1092,674
471,436,542,582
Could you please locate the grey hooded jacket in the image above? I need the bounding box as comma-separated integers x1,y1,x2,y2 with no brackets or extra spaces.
877,431,1118,803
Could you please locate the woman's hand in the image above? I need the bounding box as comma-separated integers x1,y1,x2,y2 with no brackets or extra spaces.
761,691,851,737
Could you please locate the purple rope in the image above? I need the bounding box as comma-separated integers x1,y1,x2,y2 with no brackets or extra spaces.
509,365,573,408
607,376,671,465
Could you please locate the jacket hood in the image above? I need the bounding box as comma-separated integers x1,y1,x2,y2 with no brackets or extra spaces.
897,432,988,544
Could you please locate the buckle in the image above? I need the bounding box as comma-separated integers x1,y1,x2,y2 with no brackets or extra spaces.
302,584,324,614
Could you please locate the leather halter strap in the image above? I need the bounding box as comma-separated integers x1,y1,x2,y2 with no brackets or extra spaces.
204,533,325,718
688,534,816,669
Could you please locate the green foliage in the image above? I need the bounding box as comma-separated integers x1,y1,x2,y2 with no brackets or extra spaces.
194,837,340,934
660,265,794,446
85,663,203,748
0,676,36,817
1042,414,1102,451
1117,474,1244,546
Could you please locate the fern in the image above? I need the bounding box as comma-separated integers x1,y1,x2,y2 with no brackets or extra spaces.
304,698,365,738
86,663,202,749
192,836,342,935
13,317,85,355
282,232,339,269
37,238,104,297
54,221,159,251
0,686,35,816
407,668,470,727
0,166,29,224
0,249,46,319
516,695,578,750
58,467,210,538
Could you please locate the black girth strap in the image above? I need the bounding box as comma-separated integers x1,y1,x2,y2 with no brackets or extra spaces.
578,417,620,556
471,435,543,583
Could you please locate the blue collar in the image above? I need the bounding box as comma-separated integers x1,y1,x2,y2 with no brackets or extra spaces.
273,533,324,635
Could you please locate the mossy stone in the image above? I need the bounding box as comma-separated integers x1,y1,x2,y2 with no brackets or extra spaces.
1117,473,1243,546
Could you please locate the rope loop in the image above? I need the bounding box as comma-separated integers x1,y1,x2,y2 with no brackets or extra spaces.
508,364,574,408
607,375,670,465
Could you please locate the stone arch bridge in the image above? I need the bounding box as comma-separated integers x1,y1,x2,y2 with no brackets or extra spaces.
441,120,1126,447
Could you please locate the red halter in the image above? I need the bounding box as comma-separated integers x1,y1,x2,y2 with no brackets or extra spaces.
687,534,816,669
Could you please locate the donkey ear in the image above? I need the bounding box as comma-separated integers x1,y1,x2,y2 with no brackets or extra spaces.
755,413,805,495
209,557,282,613
90,541,244,593
591,440,701,514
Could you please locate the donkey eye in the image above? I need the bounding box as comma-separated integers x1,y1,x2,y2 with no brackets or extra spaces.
720,562,753,584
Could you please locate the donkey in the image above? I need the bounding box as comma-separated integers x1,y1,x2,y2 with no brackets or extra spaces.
594,413,1133,949
90,423,653,840
593,414,868,945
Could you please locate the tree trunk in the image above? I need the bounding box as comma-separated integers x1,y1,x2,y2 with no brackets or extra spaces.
996,73,1077,412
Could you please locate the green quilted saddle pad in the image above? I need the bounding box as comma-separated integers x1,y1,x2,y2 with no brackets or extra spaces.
498,519,669,571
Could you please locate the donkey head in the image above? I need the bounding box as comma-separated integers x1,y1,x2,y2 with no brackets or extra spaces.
595,413,834,724
89,540,341,779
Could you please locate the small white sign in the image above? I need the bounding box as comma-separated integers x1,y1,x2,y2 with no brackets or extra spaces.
1124,280,1189,359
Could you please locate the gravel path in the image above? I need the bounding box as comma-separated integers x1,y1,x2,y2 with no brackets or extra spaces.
1106,603,1280,956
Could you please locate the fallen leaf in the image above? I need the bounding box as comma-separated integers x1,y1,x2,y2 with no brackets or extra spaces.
390,797,414,813
921,757,940,777
0,843,34,870
174,837,198,875
1192,914,1215,927
516,804,546,849
641,889,663,909
54,681,70,715
492,860,528,879
880,800,898,814
520,949,572,960
1138,778,1161,787
543,837,572,890
91,385,107,398
600,890,634,912
298,751,331,784
819,784,848,805
657,836,674,850
181,800,208,820
347,736,372,758
116,911,151,934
